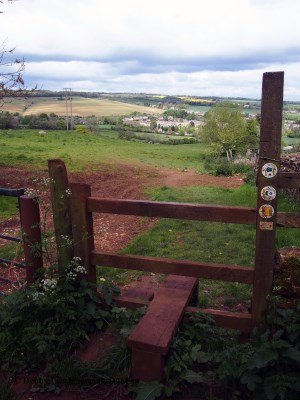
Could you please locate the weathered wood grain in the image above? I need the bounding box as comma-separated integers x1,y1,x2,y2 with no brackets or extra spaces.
252,71,284,322
48,159,73,269
91,251,254,284
70,183,96,285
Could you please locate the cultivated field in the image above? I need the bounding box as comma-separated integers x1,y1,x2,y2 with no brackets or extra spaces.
2,97,162,117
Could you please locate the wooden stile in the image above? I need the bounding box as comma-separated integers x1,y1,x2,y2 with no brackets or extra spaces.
46,71,300,383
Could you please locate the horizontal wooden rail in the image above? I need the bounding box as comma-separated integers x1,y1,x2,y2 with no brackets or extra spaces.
186,306,254,332
112,295,254,332
87,198,299,228
91,251,254,284
88,198,257,224
278,172,300,189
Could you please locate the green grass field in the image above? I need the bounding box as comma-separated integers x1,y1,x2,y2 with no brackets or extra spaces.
2,97,162,117
0,129,208,172
0,196,18,222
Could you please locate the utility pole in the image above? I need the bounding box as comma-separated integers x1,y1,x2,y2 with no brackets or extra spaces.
63,88,73,131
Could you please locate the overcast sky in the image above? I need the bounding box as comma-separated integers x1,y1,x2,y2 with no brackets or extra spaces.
1,0,300,99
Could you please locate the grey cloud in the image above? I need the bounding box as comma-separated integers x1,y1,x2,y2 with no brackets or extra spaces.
18,46,300,76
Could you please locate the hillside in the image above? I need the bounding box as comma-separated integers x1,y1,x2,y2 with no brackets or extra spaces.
1,97,162,117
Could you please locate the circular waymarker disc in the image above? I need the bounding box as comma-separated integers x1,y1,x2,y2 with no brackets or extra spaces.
261,163,278,178
259,204,274,219
261,186,277,201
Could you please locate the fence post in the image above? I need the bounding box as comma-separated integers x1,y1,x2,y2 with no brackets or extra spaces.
252,71,284,322
19,195,43,285
69,183,96,285
48,159,73,271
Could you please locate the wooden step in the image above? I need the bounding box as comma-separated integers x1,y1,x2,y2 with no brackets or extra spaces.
127,276,198,381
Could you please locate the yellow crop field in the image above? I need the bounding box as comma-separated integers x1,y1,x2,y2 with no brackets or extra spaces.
2,97,162,117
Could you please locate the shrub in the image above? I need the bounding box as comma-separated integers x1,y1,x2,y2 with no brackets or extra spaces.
0,259,118,372
75,126,92,135
204,157,253,177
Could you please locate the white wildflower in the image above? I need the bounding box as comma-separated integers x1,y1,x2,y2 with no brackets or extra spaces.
74,265,87,274
42,278,58,291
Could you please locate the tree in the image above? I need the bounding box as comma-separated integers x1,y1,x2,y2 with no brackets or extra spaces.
150,119,157,130
201,103,249,161
0,1,27,108
245,117,259,153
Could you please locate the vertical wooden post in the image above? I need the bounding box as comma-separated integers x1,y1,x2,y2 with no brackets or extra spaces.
48,159,73,270
19,195,43,285
252,72,284,322
69,183,96,285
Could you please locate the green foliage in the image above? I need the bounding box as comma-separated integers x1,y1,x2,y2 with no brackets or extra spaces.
21,113,68,130
217,304,300,400
47,307,146,392
0,112,20,129
75,125,92,135
246,118,259,152
118,130,196,145
203,156,253,176
141,305,300,400
202,103,250,159
129,381,164,400
0,259,118,372
0,380,18,400
162,312,237,397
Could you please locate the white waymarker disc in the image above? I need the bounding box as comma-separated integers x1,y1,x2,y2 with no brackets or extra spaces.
261,186,276,201
261,163,278,178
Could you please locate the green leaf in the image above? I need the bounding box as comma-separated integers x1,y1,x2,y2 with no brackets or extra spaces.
85,302,96,316
241,372,262,391
182,369,207,384
130,381,163,400
248,349,278,369
284,347,300,363
95,320,104,330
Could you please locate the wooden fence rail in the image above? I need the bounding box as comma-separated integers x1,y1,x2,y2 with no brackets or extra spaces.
91,251,254,283
87,197,300,228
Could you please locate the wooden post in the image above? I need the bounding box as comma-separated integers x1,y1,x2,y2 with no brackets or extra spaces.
69,183,96,285
19,195,43,285
48,159,73,270
252,72,284,322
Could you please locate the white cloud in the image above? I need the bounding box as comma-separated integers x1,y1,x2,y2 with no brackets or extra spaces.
1,0,300,98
